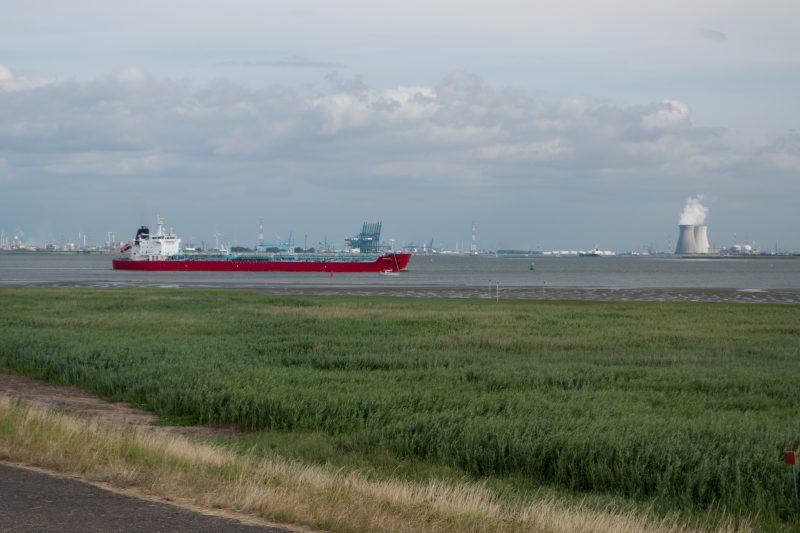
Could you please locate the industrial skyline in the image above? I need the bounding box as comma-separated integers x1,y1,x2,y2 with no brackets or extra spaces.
1,1,798,251
1,215,786,256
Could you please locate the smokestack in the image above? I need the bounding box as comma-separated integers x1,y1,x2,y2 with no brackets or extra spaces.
693,225,710,254
470,222,477,255
675,224,697,254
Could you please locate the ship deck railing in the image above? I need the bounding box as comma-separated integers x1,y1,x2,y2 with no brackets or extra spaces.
170,252,394,263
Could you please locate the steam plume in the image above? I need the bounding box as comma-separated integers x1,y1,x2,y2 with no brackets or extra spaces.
679,195,708,225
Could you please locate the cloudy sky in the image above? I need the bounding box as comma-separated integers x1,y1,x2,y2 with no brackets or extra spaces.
1,0,798,251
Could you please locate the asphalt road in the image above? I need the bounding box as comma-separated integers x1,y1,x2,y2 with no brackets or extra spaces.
0,463,294,533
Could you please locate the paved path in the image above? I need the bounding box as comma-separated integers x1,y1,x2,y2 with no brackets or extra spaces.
0,463,294,533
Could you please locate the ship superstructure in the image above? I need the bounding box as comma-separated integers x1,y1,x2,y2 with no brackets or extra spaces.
127,217,181,260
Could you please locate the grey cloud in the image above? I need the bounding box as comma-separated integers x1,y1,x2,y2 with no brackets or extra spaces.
767,129,800,152
0,68,779,188
218,56,345,69
0,69,777,180
1,68,798,250
698,28,727,43
324,72,368,94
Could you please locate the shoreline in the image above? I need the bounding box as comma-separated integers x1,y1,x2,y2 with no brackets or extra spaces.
2,282,799,304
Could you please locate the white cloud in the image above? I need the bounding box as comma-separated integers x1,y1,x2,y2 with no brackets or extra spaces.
314,92,374,134
641,100,690,132
0,64,50,92
114,67,147,88
313,84,439,134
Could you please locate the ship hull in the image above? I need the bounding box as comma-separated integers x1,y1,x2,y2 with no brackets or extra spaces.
112,253,411,273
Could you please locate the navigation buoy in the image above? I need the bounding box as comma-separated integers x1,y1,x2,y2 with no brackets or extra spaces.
530,262,536,271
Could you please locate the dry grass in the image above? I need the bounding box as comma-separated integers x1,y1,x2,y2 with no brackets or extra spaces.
0,395,746,533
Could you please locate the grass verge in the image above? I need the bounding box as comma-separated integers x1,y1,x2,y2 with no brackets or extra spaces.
0,395,728,533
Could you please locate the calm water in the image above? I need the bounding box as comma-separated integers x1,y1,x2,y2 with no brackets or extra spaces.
2,253,799,303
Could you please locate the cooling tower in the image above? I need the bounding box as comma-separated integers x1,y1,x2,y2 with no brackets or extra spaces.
693,225,710,254
675,225,697,254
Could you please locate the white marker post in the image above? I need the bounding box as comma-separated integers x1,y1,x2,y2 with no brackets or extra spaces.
787,450,799,509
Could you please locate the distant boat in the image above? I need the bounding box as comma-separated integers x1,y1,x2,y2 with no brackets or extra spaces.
578,248,615,257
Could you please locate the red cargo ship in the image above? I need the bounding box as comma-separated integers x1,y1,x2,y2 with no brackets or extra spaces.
112,218,411,273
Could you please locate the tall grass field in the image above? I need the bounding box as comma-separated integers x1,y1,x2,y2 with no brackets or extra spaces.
1,288,799,529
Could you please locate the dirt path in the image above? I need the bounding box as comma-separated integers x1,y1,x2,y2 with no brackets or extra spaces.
0,462,292,533
0,372,239,437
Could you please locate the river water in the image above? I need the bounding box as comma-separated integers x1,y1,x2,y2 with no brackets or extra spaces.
1,253,799,304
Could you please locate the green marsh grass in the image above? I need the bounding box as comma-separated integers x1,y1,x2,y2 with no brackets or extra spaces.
0,288,798,529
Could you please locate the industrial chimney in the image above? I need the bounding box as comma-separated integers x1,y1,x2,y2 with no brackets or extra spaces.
675,225,697,254
693,225,710,254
